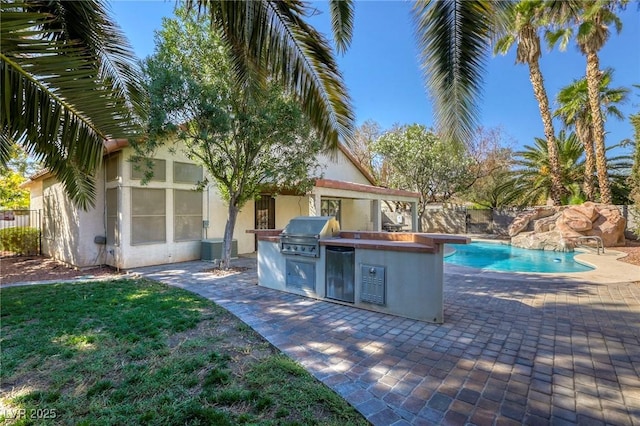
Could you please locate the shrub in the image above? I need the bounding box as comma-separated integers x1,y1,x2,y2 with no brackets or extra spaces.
0,226,40,255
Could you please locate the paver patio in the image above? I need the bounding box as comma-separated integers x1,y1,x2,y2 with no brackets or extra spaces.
132,258,640,425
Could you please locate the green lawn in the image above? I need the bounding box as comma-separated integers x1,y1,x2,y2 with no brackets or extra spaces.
0,279,368,425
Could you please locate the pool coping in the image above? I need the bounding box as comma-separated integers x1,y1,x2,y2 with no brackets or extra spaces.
445,238,640,284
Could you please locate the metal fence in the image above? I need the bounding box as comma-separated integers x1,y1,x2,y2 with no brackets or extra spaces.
0,210,41,256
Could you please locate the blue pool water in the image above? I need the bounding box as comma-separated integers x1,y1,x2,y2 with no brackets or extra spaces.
444,241,594,273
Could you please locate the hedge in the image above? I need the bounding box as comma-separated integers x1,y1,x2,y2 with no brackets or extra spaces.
0,227,40,255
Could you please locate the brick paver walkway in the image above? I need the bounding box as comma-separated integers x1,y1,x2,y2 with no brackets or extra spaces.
133,259,640,425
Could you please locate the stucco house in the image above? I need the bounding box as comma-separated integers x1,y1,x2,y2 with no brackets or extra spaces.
23,141,420,270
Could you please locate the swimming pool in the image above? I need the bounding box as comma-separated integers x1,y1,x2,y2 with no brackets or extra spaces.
444,241,594,273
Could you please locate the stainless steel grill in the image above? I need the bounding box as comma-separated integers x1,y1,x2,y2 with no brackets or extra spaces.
280,216,340,257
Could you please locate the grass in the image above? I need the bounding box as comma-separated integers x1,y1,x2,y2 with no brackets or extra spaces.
0,279,368,425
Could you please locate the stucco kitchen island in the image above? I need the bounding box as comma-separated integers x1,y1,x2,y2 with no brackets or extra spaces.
251,225,469,324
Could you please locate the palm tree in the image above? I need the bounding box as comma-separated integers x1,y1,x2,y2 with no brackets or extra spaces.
191,0,515,147
1,0,144,208
412,1,510,144
501,131,585,206
186,0,355,151
575,0,626,204
555,69,629,201
2,0,538,209
493,0,565,205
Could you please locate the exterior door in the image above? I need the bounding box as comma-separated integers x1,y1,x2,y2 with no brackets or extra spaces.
255,196,275,250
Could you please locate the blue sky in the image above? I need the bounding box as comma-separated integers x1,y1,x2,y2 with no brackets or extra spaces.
111,1,639,153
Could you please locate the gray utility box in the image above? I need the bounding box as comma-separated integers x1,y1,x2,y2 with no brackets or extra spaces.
201,239,238,262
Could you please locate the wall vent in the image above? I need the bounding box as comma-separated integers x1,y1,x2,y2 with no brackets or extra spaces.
360,264,386,305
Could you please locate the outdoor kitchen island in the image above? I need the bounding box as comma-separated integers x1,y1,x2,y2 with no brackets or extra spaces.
251,217,469,323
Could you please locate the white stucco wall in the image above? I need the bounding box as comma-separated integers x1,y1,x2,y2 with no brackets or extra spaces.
111,146,203,269
25,140,388,267
28,180,43,212
273,195,310,228
317,149,371,185
339,199,373,231
203,184,256,255
39,175,105,268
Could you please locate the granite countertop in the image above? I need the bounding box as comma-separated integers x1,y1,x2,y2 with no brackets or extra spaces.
249,229,470,253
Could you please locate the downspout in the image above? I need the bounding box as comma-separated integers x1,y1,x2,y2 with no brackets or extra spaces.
102,163,108,266
205,184,210,239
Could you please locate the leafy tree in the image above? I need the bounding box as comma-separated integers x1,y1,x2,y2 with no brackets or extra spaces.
555,69,629,201
460,127,516,208
494,0,564,205
373,124,478,230
141,7,322,268
1,0,144,208
0,170,29,210
0,145,41,210
346,120,383,184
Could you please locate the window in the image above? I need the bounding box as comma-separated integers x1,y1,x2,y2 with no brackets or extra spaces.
321,199,341,224
105,154,120,181
106,188,119,245
131,188,166,245
131,159,166,181
174,162,202,184
174,190,202,241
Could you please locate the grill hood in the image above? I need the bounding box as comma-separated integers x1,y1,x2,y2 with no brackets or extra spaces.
281,216,340,238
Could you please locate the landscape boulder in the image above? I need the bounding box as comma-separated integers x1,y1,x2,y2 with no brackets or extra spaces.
507,207,557,237
509,203,626,251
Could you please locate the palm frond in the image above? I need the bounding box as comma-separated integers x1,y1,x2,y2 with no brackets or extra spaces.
329,0,354,54
413,0,508,144
190,0,354,151
2,57,104,209
1,0,144,208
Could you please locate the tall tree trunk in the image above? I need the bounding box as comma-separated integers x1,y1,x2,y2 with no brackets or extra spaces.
585,51,612,204
576,119,596,201
528,60,563,205
221,199,239,270
417,198,426,232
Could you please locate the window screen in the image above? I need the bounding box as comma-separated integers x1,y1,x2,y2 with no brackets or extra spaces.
321,199,341,224
105,154,119,181
131,159,166,181
174,162,202,184
174,190,202,241
106,188,119,245
131,188,166,245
